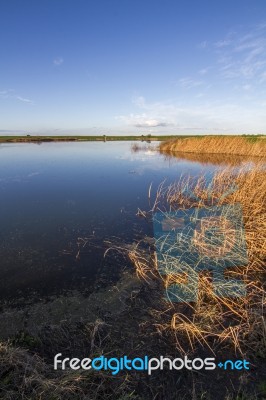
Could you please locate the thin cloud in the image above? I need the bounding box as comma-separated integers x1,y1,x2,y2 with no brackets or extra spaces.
16,95,34,104
53,57,64,66
195,92,205,98
215,24,266,82
214,40,232,48
0,89,34,104
118,24,266,134
0,129,26,133
198,67,211,75
198,41,207,49
242,84,252,91
0,89,13,98
260,71,266,82
179,77,203,89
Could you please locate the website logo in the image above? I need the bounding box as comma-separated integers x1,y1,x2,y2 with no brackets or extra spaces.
54,354,250,375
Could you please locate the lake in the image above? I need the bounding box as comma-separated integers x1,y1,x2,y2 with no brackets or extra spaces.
0,141,231,304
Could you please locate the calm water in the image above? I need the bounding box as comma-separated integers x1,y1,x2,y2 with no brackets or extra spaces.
0,141,219,302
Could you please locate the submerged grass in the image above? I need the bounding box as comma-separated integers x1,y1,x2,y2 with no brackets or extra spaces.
160,135,266,157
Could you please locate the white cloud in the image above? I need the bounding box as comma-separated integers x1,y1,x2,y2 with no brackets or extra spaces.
116,24,266,134
116,112,172,128
15,96,34,104
178,77,203,89
0,89,34,104
198,67,211,75
0,89,14,98
216,25,266,82
198,41,207,49
135,120,170,128
53,57,64,66
214,39,232,48
116,95,266,133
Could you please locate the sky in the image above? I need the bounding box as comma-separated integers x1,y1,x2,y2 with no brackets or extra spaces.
0,0,266,136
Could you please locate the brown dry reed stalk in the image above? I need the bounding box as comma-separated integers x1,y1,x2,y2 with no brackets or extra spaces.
131,163,266,356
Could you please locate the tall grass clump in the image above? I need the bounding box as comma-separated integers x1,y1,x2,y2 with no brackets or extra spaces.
131,163,266,357
160,135,266,157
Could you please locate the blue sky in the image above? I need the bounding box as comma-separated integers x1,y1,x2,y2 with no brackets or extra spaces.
0,0,266,135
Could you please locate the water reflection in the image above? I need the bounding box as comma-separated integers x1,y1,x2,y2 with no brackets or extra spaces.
160,149,265,167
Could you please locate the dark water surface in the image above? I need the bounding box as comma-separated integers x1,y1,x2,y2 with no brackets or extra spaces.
0,141,219,302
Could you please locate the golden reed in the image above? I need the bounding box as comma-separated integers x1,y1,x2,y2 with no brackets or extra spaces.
160,136,266,157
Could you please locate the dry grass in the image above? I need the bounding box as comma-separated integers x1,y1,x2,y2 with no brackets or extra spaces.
131,163,266,357
0,341,82,399
160,136,266,157
0,327,136,400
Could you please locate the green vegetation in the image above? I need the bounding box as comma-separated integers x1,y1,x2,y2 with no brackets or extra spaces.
0,134,188,143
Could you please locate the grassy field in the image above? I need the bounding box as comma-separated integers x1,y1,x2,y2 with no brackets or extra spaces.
160,135,266,157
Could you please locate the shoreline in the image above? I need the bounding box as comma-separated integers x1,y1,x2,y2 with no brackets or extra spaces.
0,134,265,144
0,135,184,143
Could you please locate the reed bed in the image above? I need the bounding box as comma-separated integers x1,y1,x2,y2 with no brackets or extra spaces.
130,163,266,357
160,136,266,157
